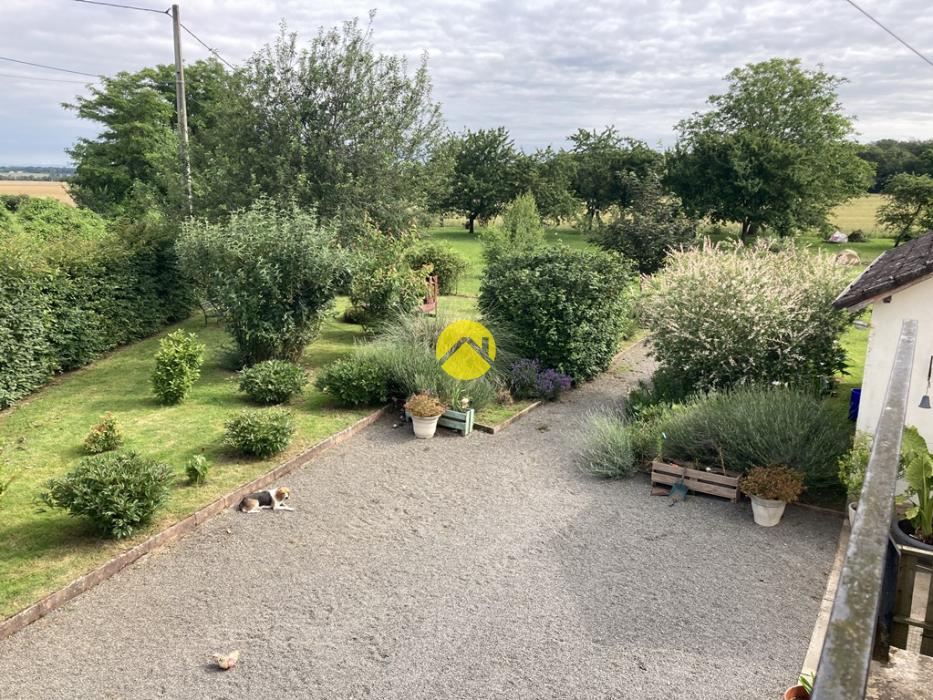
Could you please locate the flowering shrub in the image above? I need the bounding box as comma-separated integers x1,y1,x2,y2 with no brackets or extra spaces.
640,241,851,394
508,359,572,400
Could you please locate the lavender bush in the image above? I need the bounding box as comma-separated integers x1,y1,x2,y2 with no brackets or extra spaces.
509,359,572,401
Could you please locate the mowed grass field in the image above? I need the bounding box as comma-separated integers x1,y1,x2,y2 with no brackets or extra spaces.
0,306,370,620
0,180,74,205
829,193,883,236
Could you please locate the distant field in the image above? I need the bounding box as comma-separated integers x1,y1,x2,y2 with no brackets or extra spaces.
829,193,883,235
0,180,74,205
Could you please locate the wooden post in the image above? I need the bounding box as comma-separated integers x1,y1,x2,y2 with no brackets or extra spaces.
171,4,193,214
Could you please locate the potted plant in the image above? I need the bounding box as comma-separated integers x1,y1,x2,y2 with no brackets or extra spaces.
838,433,871,525
404,392,447,439
891,427,933,551
740,464,805,527
784,671,813,699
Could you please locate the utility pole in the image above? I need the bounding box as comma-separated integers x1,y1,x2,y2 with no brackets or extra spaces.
171,4,193,215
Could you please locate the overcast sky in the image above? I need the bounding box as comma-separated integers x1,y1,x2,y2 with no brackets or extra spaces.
2,0,932,165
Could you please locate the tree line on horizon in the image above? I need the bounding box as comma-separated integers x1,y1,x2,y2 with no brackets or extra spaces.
58,17,932,245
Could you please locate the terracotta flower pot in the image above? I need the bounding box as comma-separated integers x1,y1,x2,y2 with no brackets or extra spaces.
783,684,810,700
411,414,441,439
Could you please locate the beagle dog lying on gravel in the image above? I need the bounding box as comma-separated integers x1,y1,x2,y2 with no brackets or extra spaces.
238,487,293,513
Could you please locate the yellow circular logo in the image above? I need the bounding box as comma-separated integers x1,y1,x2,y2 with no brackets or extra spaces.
435,320,496,381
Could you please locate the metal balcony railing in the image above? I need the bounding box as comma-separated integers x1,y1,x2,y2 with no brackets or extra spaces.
811,319,918,699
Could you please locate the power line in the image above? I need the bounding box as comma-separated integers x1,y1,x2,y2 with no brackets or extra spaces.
72,0,237,69
840,0,933,69
0,71,96,84
71,0,169,14
180,22,236,70
0,55,100,78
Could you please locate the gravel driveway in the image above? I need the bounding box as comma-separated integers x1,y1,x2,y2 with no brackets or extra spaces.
0,343,841,699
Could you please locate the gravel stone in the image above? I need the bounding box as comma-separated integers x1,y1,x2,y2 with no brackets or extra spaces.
0,342,841,699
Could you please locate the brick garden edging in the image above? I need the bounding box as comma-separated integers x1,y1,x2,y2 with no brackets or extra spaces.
0,405,391,642
474,401,542,434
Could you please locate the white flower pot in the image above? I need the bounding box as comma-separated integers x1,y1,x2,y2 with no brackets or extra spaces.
848,501,857,527
411,414,440,439
750,495,787,527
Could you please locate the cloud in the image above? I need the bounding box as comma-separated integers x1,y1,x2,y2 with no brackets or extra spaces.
2,0,932,164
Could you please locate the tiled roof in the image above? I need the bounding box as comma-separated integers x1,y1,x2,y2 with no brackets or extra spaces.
833,231,933,309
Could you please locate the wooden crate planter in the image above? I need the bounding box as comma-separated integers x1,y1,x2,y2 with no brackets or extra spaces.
404,408,474,436
650,460,741,502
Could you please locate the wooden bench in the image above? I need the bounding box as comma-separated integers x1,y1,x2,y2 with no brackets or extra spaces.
419,275,439,314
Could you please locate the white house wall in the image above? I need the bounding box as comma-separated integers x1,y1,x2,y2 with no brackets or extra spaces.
856,281,933,447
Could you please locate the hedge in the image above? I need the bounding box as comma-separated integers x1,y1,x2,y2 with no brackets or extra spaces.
0,200,192,407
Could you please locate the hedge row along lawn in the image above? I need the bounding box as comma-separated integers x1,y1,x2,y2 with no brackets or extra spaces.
0,308,370,620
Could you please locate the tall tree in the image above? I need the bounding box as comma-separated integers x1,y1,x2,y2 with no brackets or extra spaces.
569,127,659,229
65,60,230,218
439,128,529,233
200,17,443,232
859,139,933,192
527,148,580,224
877,173,933,245
667,58,873,240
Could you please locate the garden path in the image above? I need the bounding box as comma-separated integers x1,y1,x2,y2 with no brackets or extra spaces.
0,342,842,699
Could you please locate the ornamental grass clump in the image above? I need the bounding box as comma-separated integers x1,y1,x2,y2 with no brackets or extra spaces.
579,406,637,478
740,465,806,503
404,392,446,418
640,241,851,395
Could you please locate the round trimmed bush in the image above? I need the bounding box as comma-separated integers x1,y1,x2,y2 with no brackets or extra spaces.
314,355,389,407
39,451,172,539
479,246,634,381
238,360,307,404
224,408,295,458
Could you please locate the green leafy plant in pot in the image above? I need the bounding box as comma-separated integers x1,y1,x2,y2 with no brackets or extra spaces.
893,427,933,549
740,464,805,527
405,392,447,439
838,432,871,525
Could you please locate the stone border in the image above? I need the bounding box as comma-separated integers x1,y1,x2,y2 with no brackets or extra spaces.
475,335,649,435
0,405,390,642
801,519,851,677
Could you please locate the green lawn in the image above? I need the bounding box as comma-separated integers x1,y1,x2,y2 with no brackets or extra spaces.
420,225,591,297
0,307,369,620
